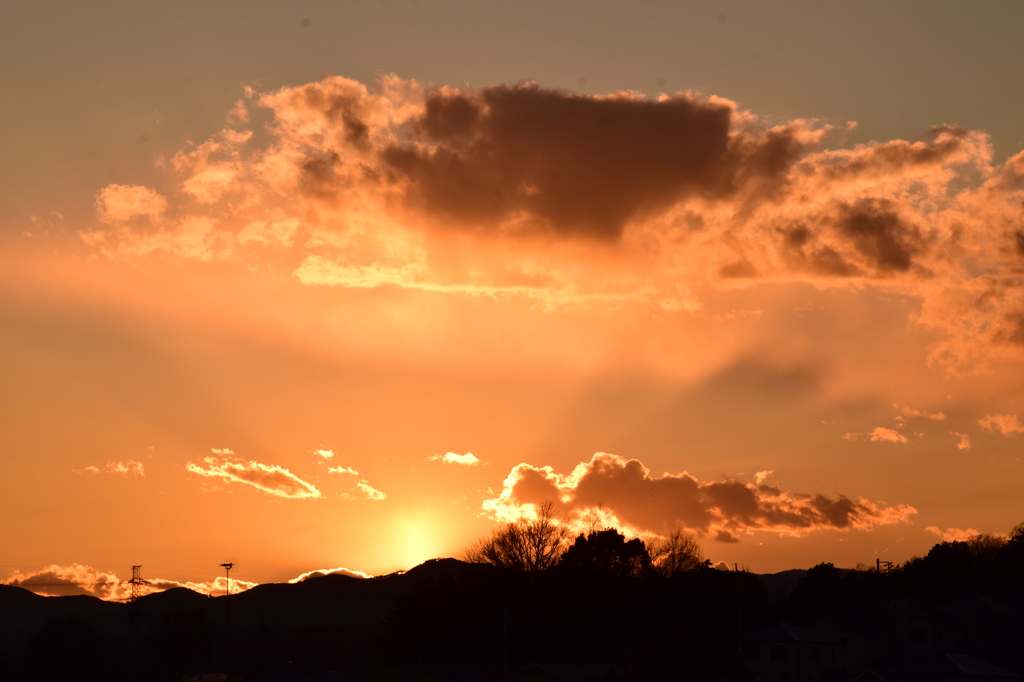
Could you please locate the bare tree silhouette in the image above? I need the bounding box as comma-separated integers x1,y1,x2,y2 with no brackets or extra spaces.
966,532,1007,562
464,501,571,572
648,528,706,577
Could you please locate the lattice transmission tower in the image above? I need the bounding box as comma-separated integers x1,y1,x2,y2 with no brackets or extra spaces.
125,565,150,602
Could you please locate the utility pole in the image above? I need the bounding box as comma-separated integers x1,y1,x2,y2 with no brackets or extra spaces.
876,558,893,574
502,594,508,682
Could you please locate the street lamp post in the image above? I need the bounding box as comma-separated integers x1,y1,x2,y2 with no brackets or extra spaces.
221,563,234,597
220,563,234,671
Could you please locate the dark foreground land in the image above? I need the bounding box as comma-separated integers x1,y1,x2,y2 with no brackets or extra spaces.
2,538,1023,682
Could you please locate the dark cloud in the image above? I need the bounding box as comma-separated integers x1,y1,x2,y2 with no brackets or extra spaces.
836,199,925,274
778,223,863,277
719,259,759,278
1002,312,1024,346
714,529,741,543
382,83,805,239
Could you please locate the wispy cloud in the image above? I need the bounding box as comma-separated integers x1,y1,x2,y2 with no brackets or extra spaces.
106,460,145,476
924,526,981,543
322,464,385,500
482,452,915,541
186,449,321,499
74,461,144,476
94,184,168,224
894,404,946,424
356,481,387,501
429,452,484,466
978,413,1024,436
314,448,335,459
842,427,910,444
950,431,971,451
869,427,909,444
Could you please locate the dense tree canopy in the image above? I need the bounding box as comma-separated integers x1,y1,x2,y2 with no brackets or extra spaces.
558,528,652,577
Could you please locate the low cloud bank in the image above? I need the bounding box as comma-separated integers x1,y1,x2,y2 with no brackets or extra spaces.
2,564,126,599
287,567,373,582
3,564,371,600
482,452,916,541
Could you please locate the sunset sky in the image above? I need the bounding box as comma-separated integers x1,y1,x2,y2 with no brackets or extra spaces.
3,0,1024,599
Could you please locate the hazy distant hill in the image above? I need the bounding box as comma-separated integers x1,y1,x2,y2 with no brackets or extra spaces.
0,584,125,650
3,557,1023,681
757,568,808,603
0,560,815,647
0,558,493,652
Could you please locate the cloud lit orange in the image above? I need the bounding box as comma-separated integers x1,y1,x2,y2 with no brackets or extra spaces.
186,450,322,499
77,75,1024,378
4,63,1023,590
482,452,916,540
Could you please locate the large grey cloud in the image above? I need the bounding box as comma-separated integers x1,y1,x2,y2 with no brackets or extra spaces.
381,84,748,239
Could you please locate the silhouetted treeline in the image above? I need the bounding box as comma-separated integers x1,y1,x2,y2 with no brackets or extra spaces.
375,556,771,680
1,521,1022,681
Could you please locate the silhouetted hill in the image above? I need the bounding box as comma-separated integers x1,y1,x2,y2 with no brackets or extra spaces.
131,585,210,620
2,551,1022,681
0,587,125,661
0,584,44,603
227,569,418,629
0,560,484,655
757,568,807,602
401,557,492,582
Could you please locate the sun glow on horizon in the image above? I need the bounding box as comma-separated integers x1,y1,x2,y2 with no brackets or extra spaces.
3,1,1024,589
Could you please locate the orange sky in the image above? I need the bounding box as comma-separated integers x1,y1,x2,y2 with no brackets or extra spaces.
2,1,1023,598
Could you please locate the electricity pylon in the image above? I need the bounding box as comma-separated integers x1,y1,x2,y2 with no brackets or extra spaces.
125,565,149,602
